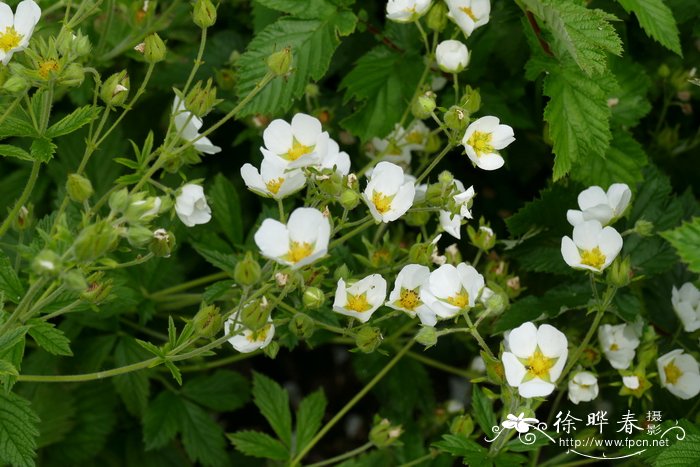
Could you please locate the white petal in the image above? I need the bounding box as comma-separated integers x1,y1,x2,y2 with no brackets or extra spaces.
607,183,631,216
254,219,289,260
502,352,526,386
572,220,603,250
291,113,323,146
14,0,41,38
537,324,568,358
507,322,538,358
567,210,585,226
578,186,608,210
263,119,293,154
561,236,581,268
519,379,555,398
474,153,505,171
0,4,14,31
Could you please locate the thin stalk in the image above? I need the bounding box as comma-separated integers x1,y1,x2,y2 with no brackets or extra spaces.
0,161,41,239
306,442,373,467
149,271,230,299
405,350,471,379
329,219,375,248
415,143,455,184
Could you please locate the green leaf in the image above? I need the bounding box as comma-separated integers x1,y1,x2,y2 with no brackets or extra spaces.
143,391,184,450
0,358,18,376
235,9,356,116
0,251,24,304
295,389,326,453
252,372,293,447
471,385,497,438
433,434,489,464
0,144,33,161
190,242,237,276
255,0,337,18
164,360,182,386
29,385,76,449
180,400,228,467
570,130,648,187
654,434,700,466
523,0,622,76
45,106,101,139
0,392,40,467
340,46,423,141
228,430,289,460
209,174,244,245
0,115,37,139
609,58,652,127
661,217,700,274
26,320,72,356
182,370,250,412
29,138,56,163
113,337,151,416
506,183,578,237
618,0,682,55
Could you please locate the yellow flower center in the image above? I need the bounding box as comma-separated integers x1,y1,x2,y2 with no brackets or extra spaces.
580,247,606,270
372,191,394,214
460,6,478,21
285,138,314,161
386,141,403,156
346,292,372,313
265,177,284,194
398,288,421,311
38,59,60,79
246,324,272,343
285,241,314,263
446,289,469,308
609,343,619,351
404,130,424,146
0,27,23,53
664,361,683,385
523,348,558,380
467,130,494,157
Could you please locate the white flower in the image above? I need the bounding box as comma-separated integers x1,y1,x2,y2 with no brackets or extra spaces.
566,184,632,226
317,138,351,176
598,323,640,369
421,263,484,319
470,356,486,373
445,0,490,37
502,322,568,398
436,40,469,73
370,135,412,165
568,371,599,404
502,413,540,433
453,181,475,218
672,282,700,333
657,349,700,400
333,274,387,323
175,184,211,227
261,113,329,169
224,313,275,353
561,220,623,273
622,375,640,390
414,183,428,203
462,116,515,170
240,157,306,199
0,0,41,65
387,264,436,326
399,120,430,151
440,210,462,239
386,0,432,23
173,96,222,154
254,207,330,269
362,161,415,223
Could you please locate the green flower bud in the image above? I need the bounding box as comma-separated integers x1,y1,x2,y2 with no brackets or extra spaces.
408,242,432,265
657,64,670,78
63,270,88,292
438,170,454,186
424,132,441,154
185,78,218,117
370,418,402,448
73,220,120,262
480,286,508,316
12,205,32,231
241,297,271,332
607,256,632,288
445,244,462,265
60,63,85,87
144,33,167,63
415,326,438,348
656,126,678,150
101,71,130,107
234,252,261,286
339,189,360,210
579,345,602,367
72,32,92,57
81,273,113,304
426,2,448,32
267,47,293,76
444,106,468,130
425,183,444,205
450,415,474,436
334,264,350,282
302,287,325,309
483,350,505,385
355,326,382,353
108,188,130,213
305,83,320,98
32,250,61,276
2,74,28,94
404,210,431,227
289,313,315,339
462,85,481,114
193,0,217,28
66,173,94,203
412,92,436,119
125,195,161,222
634,219,654,237
263,340,280,359
150,229,176,257
467,225,496,251
637,326,658,369
317,172,344,197
215,68,236,91
193,305,222,337
127,225,153,247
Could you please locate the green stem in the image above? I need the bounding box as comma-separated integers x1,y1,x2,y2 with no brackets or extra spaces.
148,271,230,299
290,340,415,466
182,28,208,98
399,452,435,467
306,442,374,467
178,351,262,372
0,161,41,239
329,219,375,248
464,313,496,361
405,350,471,379
415,143,455,184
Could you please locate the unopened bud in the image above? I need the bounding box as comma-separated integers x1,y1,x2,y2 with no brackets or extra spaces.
185,78,218,117
424,132,441,154
63,270,88,292
444,106,467,130
426,2,448,32
127,225,153,247
144,33,166,63
125,196,161,222
579,346,602,367
468,225,496,251
658,64,671,78
634,219,654,237
108,188,130,213
241,297,271,331
462,85,481,114
267,47,292,76
32,250,61,275
234,252,261,286
408,242,433,266
101,71,130,107
193,0,217,28
339,189,360,210
607,256,632,288
150,228,176,257
415,326,438,348
334,264,350,282
13,205,32,231
370,418,403,448
289,313,315,339
193,304,222,337
450,415,474,436
302,287,325,309
480,286,507,316
412,92,436,119
445,243,462,265
438,170,454,186
637,326,658,369
2,75,28,94
73,220,119,262
355,326,382,353
263,340,279,359
66,173,94,202
81,273,113,304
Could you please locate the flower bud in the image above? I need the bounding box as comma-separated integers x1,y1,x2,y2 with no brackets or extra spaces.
267,47,292,76
634,219,654,237
32,250,61,276
480,286,508,316
424,133,441,154
436,40,469,74
637,326,658,369
426,2,448,32
415,326,438,348
108,188,130,213
355,326,382,353
438,170,454,186
127,225,153,247
2,74,29,94
101,71,130,107
411,92,436,119
468,225,496,251
73,220,120,262
289,313,315,339
339,189,360,210
317,172,344,197
193,0,217,28
12,205,32,231
81,273,113,304
302,287,325,309
150,228,176,257
607,256,632,288
445,243,462,265
215,68,236,91
142,33,167,63
404,210,431,227
450,415,474,436
657,64,670,78
63,270,88,292
234,252,261,286
333,264,350,282
193,304,222,337
370,418,402,448
408,242,433,266
66,173,94,202
579,346,602,367
60,63,85,87
444,106,468,130
72,32,92,57
264,340,279,359
462,85,481,114
241,297,271,331
185,78,218,117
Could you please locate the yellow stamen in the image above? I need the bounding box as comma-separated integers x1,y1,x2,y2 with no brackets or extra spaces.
246,324,272,343
285,241,314,263
0,27,23,53
346,292,371,313
372,191,394,214
664,361,683,385
285,138,313,161
467,130,494,157
386,141,403,156
524,348,558,380
398,288,421,311
609,343,619,351
404,130,424,146
580,247,606,270
38,59,59,79
446,289,469,308
265,177,284,194
460,6,478,21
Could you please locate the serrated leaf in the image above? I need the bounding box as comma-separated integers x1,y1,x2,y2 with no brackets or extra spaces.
210,174,244,245
29,385,76,449
113,337,151,416
340,46,423,141
506,183,578,237
0,115,37,139
255,0,337,18
228,430,289,460
0,144,33,161
191,242,237,276
252,372,293,447
609,58,652,127
180,400,228,467
433,434,488,463
164,360,182,386
0,392,40,467
143,391,184,450
654,434,700,466
661,217,700,274
45,106,101,138
471,385,497,437
29,138,56,163
135,339,164,357
26,320,72,356
570,130,648,187
295,389,326,453
0,358,18,376
618,0,682,55
182,370,250,412
236,12,356,116
0,251,24,304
